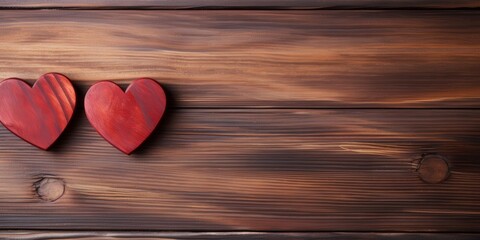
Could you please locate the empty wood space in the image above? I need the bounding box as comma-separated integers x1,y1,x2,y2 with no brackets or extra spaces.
0,11,479,108
0,0,479,238
1,0,479,9
2,232,480,240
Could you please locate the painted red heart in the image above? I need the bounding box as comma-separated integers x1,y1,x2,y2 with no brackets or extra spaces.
84,78,166,154
0,73,76,150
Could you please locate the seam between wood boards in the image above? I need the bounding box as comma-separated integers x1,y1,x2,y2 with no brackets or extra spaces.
175,107,480,110
0,7,479,10
1,230,480,233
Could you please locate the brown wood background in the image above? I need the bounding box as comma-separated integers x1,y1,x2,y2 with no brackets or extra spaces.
2,232,480,240
0,0,479,239
1,0,479,9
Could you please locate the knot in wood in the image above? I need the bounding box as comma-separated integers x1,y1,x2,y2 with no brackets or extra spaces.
418,154,450,184
34,177,65,202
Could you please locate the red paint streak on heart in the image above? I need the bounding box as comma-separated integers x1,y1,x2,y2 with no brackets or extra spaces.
84,78,166,154
0,73,76,150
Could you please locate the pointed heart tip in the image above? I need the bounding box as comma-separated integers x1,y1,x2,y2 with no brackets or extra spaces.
121,148,134,155
30,140,55,151
36,145,51,151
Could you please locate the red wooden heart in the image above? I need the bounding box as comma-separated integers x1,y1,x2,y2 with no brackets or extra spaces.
84,78,166,154
0,73,76,150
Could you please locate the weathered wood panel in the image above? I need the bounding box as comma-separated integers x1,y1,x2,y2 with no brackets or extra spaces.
0,11,479,108
0,0,478,9
1,231,480,240
0,109,479,231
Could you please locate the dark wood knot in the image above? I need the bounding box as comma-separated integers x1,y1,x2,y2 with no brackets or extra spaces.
417,154,450,184
34,177,65,202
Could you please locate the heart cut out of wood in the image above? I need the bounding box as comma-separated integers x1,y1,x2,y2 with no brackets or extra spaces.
0,73,76,150
84,78,167,154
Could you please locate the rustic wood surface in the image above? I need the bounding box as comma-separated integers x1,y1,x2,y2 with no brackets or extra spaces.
0,1,479,237
0,11,479,108
0,109,479,231
1,0,479,9
1,231,480,240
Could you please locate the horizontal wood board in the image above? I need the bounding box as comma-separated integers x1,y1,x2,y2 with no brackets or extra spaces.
0,109,479,231
1,2,479,236
0,10,479,108
1,232,480,240
0,0,479,9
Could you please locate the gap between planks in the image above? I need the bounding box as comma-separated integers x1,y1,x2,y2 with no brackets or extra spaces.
1,231,480,240
0,0,479,10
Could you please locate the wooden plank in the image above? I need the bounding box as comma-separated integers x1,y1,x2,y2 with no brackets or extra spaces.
0,10,479,108
0,0,478,9
0,109,479,231
1,231,480,240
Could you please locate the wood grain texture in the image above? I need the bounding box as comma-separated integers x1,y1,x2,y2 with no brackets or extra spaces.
0,0,478,9
1,231,480,240
0,10,479,108
0,109,479,231
85,79,167,154
0,73,76,150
